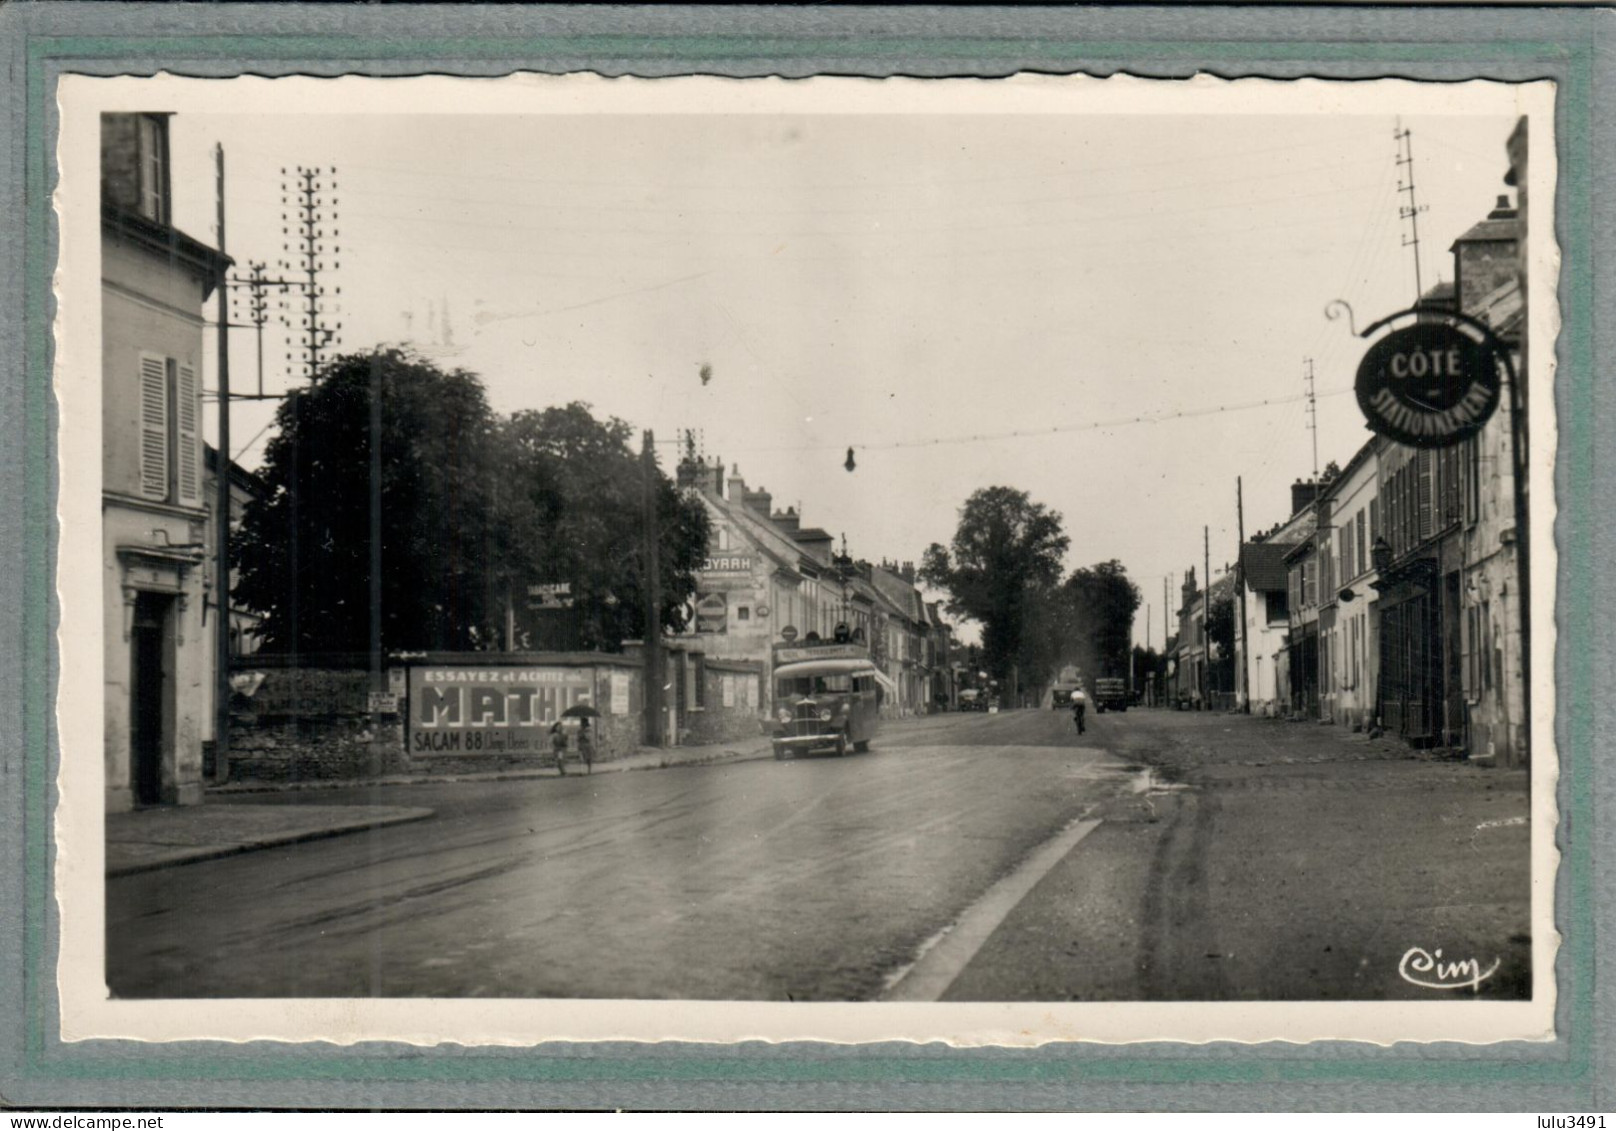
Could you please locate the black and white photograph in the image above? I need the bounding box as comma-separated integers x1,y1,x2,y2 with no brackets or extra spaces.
55,73,1557,1046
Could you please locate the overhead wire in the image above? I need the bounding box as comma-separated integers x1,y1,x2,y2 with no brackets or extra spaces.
734,387,1356,456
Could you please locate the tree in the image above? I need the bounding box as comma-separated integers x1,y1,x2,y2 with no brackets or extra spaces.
501,403,709,650
233,348,503,653
232,353,710,656
1063,559,1143,678
1206,592,1236,692
919,486,1069,686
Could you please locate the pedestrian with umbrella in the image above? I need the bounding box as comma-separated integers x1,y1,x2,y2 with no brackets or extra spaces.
561,702,601,774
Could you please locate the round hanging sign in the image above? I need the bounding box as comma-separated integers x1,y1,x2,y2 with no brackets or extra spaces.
1354,318,1503,449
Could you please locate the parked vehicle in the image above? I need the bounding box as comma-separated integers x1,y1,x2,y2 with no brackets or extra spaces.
770,645,885,759
1093,677,1130,713
958,688,986,712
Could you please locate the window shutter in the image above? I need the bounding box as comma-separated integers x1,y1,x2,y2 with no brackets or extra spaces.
176,362,201,505
1416,450,1434,540
138,353,169,500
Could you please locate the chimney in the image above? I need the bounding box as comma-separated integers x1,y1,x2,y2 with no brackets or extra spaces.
727,464,747,503
1488,194,1517,221
1181,566,1198,612
772,507,800,535
678,455,724,496
1291,478,1319,517
744,484,773,517
900,561,916,584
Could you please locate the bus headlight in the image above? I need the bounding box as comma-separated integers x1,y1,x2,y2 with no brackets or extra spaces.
818,708,833,722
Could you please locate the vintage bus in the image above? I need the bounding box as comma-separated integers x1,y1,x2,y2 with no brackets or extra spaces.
769,642,889,760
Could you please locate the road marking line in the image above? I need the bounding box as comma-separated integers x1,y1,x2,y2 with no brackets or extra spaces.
878,816,1102,1002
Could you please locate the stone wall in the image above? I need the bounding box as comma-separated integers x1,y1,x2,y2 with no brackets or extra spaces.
226,668,406,782
682,662,766,746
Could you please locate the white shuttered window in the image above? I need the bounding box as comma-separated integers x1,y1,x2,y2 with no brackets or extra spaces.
176,362,200,504
138,353,169,500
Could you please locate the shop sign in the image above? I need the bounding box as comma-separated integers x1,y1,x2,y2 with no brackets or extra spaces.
774,642,871,665
408,665,593,755
695,592,728,633
1354,319,1502,449
528,582,574,610
702,555,753,574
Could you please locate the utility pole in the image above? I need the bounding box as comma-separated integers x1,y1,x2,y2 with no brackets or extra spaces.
1237,476,1249,713
1395,121,1430,305
368,351,384,773
1303,357,1319,480
1203,526,1212,711
212,144,232,784
642,430,664,747
277,165,343,382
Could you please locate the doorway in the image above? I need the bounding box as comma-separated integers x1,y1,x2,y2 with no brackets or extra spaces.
130,591,173,806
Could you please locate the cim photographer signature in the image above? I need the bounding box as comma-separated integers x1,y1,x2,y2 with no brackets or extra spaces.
1398,946,1503,992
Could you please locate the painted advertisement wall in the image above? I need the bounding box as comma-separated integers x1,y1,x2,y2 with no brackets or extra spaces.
408,664,601,756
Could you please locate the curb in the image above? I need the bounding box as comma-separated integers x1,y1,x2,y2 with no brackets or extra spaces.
107,807,435,878
207,741,775,795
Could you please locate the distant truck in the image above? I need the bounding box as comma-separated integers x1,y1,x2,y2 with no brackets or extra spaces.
1092,677,1130,713
1050,679,1085,710
1050,665,1085,710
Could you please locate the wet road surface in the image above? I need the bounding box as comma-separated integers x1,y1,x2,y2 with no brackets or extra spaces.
107,707,1531,1001
108,708,1135,999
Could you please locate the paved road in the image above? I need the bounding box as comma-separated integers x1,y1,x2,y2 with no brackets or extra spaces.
107,708,1531,1002
108,708,1137,999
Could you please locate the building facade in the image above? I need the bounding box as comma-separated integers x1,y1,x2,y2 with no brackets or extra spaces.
1236,488,1316,717
670,457,937,734
101,112,230,810
1315,438,1383,731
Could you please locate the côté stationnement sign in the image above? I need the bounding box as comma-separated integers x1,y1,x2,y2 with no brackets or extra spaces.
1354,318,1503,449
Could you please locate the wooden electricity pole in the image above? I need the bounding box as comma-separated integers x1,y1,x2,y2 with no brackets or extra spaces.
212,144,232,783
1237,477,1249,713
642,430,664,747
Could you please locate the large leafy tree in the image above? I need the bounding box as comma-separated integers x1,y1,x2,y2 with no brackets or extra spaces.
233,348,503,653
501,403,708,650
233,353,709,656
1063,559,1142,678
920,486,1069,685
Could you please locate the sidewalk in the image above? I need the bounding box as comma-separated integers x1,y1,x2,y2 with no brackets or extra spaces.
107,803,434,877
116,721,948,876
208,730,776,796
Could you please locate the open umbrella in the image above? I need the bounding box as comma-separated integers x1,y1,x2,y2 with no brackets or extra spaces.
562,704,601,719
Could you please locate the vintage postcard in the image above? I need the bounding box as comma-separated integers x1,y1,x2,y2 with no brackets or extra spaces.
53,71,1559,1047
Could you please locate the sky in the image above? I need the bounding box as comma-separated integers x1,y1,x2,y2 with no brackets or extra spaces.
165,92,1525,649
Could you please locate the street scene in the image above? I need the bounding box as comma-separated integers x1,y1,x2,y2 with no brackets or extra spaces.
82,77,1544,1008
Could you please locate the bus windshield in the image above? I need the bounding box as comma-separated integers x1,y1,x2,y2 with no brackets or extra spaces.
777,674,854,697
